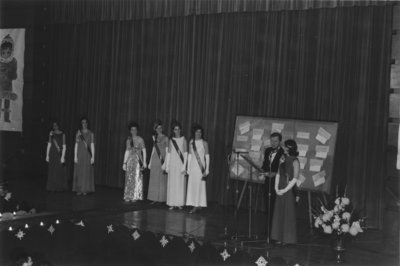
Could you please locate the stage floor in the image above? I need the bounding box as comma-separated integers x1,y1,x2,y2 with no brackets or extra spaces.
1,186,398,265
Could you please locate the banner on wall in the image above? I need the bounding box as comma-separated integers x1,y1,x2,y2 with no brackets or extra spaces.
0,28,25,132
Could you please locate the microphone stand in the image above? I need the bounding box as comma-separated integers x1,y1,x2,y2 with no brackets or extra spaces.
266,156,274,245
242,150,277,249
219,150,248,243
266,171,273,245
233,150,248,241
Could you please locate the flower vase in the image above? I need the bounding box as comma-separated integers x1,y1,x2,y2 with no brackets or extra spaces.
332,235,345,263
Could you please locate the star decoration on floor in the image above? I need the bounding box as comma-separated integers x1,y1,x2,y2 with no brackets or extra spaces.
220,249,230,261
48,225,55,235
255,256,268,266
132,230,141,240
160,235,169,248
15,230,25,240
107,224,114,234
188,241,196,253
75,220,85,227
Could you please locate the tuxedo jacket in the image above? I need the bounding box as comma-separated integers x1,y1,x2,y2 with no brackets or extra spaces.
261,146,284,174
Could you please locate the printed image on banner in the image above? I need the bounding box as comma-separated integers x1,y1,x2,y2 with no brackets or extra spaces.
0,28,25,131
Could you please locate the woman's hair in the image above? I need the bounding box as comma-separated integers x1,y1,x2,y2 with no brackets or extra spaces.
152,119,163,135
128,121,140,132
191,123,204,140
170,120,182,138
79,116,89,130
284,139,299,156
50,118,59,130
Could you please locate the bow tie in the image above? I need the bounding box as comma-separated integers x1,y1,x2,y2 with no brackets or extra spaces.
271,148,279,153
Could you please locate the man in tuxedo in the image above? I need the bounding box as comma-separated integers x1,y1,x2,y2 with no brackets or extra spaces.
261,132,284,227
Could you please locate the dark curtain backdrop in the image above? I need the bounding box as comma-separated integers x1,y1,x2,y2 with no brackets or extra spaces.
49,0,391,23
46,6,392,228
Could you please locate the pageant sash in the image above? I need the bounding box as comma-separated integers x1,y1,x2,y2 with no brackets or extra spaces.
192,140,206,174
51,133,62,158
153,136,164,164
129,137,143,167
79,130,92,157
136,150,144,168
171,138,184,164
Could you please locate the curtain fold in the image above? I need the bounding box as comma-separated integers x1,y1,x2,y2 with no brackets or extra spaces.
47,6,392,228
48,0,392,24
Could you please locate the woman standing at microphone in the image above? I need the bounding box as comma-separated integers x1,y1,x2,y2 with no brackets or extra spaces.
45,119,68,191
271,139,299,244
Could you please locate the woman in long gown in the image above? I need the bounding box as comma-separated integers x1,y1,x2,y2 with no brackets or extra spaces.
45,120,68,191
147,120,168,204
271,139,299,244
122,122,147,202
165,121,187,210
73,117,95,195
186,124,210,213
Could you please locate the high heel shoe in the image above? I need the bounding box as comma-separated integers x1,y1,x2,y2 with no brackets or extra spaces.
189,207,200,214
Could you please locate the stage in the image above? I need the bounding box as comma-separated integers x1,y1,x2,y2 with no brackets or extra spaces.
0,186,398,265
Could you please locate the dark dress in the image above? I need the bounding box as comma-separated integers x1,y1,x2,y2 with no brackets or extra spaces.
72,130,95,193
271,156,298,244
147,135,168,202
47,132,68,191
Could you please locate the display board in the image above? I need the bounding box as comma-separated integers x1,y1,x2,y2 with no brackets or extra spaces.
0,28,25,131
230,115,338,193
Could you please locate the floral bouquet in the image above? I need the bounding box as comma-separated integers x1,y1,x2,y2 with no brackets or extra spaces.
313,195,365,236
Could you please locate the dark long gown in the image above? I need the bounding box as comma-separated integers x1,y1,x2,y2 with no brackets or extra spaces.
147,135,168,202
271,156,298,244
73,130,95,193
47,132,68,191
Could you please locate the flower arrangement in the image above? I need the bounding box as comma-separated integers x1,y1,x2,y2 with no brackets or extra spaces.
313,194,365,236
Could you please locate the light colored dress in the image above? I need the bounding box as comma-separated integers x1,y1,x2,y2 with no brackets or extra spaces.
73,130,95,193
124,136,145,201
166,136,187,207
186,139,207,207
147,134,168,202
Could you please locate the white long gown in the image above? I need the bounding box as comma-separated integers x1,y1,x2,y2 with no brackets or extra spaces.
166,137,187,207
186,139,207,207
